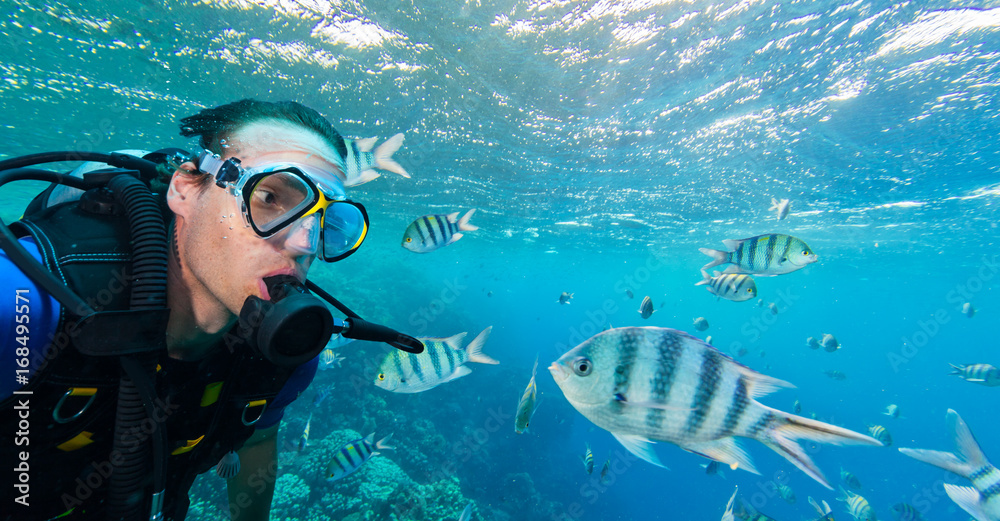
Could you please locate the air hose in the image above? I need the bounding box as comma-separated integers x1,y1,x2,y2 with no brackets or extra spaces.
105,174,169,521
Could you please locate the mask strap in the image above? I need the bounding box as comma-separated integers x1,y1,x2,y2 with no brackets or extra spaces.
196,151,243,187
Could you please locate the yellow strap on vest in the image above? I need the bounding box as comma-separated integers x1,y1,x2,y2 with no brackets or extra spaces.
200,381,224,407
170,435,206,455
56,431,94,452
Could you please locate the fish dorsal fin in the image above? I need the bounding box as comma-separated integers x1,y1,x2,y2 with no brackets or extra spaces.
721,239,744,251
355,137,378,152
683,438,759,476
738,366,795,398
446,211,460,223
443,332,469,351
612,433,668,469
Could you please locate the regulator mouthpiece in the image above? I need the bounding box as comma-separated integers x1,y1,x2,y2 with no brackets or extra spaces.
239,274,334,367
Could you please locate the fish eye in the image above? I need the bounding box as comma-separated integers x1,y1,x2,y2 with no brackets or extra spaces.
405,237,412,242
572,357,593,376
802,249,810,255
377,373,385,381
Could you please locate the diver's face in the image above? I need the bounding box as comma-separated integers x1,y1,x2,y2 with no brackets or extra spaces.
170,122,343,317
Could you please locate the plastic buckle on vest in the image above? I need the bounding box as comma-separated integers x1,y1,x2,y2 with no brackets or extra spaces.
241,399,268,426
53,388,98,424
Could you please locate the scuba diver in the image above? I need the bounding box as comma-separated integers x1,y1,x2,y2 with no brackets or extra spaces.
0,99,420,521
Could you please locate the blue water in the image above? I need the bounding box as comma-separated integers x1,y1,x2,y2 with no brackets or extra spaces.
3,1,1000,520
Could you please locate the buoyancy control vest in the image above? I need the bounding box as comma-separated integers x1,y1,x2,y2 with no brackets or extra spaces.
0,187,295,521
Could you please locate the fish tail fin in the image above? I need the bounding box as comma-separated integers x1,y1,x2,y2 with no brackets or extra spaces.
458,208,478,231
376,433,395,451
465,326,498,364
699,248,729,271
898,409,986,478
695,269,712,286
948,363,965,375
769,198,779,210
760,408,882,489
531,354,539,377
373,133,410,178
943,484,989,521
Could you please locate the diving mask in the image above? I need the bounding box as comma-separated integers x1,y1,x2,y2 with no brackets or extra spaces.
197,151,369,262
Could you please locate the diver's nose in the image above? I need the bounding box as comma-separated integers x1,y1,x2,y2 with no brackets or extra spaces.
282,213,320,257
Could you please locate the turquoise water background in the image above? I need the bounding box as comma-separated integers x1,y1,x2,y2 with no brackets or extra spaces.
2,1,999,520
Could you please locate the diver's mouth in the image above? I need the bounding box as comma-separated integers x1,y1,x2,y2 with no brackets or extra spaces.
259,268,304,300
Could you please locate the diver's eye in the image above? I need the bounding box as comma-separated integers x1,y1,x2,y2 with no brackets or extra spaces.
572,357,593,376
377,373,385,381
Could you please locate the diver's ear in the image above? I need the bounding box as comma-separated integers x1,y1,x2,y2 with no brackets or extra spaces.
166,162,203,216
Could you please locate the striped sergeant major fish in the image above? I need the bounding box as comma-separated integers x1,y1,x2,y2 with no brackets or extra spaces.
582,443,594,474
326,432,394,482
338,134,409,187
298,413,313,452
841,467,862,490
696,270,757,302
514,356,540,434
548,327,881,488
374,327,497,393
950,363,1000,387
890,503,927,521
638,296,654,319
700,234,817,276
402,210,478,253
899,409,1000,521
838,487,875,521
867,424,893,446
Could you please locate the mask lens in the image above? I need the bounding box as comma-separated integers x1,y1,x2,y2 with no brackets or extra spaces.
321,202,368,261
246,172,316,234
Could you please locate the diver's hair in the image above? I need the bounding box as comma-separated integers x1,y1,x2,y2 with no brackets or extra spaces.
178,99,347,158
